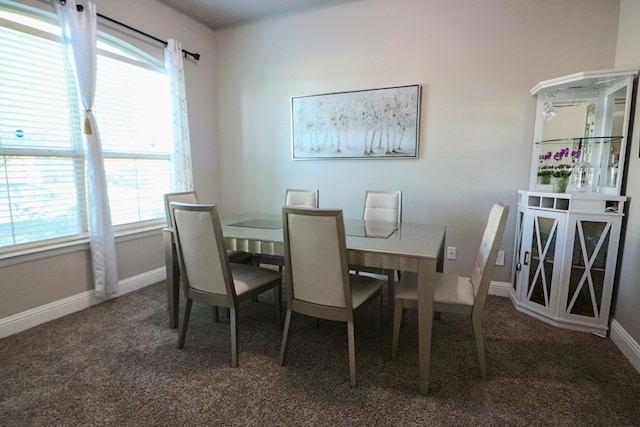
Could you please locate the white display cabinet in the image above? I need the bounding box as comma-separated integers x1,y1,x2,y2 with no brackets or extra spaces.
511,68,637,336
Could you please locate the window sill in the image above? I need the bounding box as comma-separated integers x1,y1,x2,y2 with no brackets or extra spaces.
0,222,165,268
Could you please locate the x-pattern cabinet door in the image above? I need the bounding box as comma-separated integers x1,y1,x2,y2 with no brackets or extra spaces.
519,209,566,318
557,214,621,335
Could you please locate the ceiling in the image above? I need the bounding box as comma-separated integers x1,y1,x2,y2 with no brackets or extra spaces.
156,0,356,30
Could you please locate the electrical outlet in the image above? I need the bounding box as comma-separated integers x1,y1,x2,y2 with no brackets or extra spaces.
495,250,505,266
447,246,456,260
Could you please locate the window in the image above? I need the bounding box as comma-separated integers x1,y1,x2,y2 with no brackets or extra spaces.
0,4,172,249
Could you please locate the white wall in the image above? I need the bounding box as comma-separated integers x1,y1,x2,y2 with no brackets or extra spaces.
214,0,619,282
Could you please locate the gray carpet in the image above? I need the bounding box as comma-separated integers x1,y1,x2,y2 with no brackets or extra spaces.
1,281,639,426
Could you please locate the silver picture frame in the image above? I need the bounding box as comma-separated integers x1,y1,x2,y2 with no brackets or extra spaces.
291,84,421,160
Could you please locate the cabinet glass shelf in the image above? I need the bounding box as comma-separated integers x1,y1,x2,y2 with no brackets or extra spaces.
535,136,622,145
535,136,623,191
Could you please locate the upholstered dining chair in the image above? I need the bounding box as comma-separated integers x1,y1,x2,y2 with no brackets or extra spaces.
391,201,509,379
284,188,319,208
163,192,253,328
164,191,253,265
279,207,383,387
170,202,282,367
253,189,319,272
354,190,402,316
362,190,402,224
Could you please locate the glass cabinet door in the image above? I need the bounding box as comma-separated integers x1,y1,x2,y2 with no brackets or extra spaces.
521,210,565,314
563,219,612,321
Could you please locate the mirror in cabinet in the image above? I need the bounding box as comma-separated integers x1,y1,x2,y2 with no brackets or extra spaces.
530,68,637,195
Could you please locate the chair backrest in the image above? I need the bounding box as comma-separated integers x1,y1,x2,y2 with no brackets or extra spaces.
362,190,402,224
164,191,198,226
470,202,510,317
284,189,319,208
282,207,351,309
170,202,234,300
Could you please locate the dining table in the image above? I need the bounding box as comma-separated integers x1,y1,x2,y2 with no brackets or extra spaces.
163,212,446,395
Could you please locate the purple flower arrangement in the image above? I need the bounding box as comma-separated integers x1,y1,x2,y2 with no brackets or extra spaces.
538,147,581,179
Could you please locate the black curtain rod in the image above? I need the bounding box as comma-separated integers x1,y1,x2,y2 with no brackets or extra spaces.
57,1,200,61
96,13,200,61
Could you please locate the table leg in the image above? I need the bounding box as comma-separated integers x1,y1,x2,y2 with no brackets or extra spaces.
164,230,180,329
417,257,436,395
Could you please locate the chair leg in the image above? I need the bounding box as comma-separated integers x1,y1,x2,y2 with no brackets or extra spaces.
391,299,403,361
167,243,181,329
177,299,193,349
230,307,238,368
472,317,487,379
274,284,282,329
279,309,293,366
213,307,231,320
347,320,357,387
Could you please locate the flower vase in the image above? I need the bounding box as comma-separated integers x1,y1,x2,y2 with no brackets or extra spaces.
538,175,551,185
551,176,569,193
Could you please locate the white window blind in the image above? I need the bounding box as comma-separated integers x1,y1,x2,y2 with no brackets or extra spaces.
0,6,172,249
97,52,173,226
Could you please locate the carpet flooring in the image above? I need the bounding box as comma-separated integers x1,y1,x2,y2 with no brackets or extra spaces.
1,281,639,426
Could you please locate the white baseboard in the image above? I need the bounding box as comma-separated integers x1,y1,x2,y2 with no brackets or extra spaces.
610,319,640,374
0,267,166,339
489,280,512,297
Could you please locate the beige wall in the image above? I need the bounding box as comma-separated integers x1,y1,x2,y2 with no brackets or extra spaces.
214,0,619,282
614,0,640,342
1,235,163,317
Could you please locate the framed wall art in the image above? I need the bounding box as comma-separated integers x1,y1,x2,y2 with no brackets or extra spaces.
291,84,421,160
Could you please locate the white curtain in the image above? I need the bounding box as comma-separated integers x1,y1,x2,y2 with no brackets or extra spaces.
165,39,193,192
55,0,118,297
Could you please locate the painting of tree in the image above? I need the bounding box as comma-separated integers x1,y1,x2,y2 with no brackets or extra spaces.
291,85,420,159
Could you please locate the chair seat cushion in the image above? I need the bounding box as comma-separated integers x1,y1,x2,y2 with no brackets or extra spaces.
395,272,475,307
231,264,281,296
349,274,384,308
